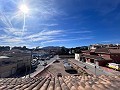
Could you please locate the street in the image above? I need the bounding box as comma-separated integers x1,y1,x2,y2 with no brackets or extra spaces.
25,55,58,78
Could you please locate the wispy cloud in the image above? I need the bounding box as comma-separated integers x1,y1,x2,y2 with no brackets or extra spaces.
101,40,111,43
101,40,120,43
0,11,26,37
0,11,13,28
69,30,92,34
28,0,66,20
41,36,93,45
3,37,24,43
0,29,64,46
39,23,58,27
26,30,63,39
0,35,26,47
3,28,27,36
30,36,52,42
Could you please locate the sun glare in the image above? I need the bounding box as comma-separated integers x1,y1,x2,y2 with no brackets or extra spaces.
19,4,29,14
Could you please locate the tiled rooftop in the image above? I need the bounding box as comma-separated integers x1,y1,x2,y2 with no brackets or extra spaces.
0,74,120,90
82,48,120,54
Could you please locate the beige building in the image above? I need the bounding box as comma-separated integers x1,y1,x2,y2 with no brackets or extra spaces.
0,63,17,77
0,50,31,78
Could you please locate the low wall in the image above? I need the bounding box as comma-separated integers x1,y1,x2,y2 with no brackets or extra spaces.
31,59,56,77
59,55,75,58
68,59,94,75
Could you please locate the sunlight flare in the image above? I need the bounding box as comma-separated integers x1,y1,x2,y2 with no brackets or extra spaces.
19,4,29,14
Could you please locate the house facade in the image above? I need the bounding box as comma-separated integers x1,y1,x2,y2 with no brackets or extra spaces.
75,47,120,66
0,50,31,78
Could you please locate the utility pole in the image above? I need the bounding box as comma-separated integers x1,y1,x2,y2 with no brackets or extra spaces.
29,50,32,78
95,66,96,75
25,59,28,78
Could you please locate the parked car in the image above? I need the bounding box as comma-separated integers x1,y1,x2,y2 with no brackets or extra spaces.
64,63,73,70
50,55,53,58
63,59,68,64
43,62,48,66
31,62,38,68
107,63,120,70
46,56,50,60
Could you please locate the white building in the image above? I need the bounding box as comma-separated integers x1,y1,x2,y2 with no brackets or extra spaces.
75,53,81,61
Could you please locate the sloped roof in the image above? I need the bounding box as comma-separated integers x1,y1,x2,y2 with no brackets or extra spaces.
83,55,112,61
81,50,91,53
0,75,120,90
109,49,120,54
102,56,112,60
95,48,109,54
83,55,102,60
93,48,120,54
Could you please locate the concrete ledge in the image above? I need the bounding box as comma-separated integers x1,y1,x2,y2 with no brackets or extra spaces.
31,59,56,77
68,59,94,75
59,55,75,58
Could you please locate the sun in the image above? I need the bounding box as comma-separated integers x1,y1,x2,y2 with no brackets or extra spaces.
19,4,29,14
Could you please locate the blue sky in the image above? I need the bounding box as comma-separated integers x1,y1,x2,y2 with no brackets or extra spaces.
0,0,120,48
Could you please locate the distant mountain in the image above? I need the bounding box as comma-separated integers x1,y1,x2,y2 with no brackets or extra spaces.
42,46,61,49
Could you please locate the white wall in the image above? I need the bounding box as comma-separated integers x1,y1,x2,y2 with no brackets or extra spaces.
75,53,80,61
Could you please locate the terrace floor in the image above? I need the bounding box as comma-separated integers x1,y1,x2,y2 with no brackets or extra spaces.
36,59,78,77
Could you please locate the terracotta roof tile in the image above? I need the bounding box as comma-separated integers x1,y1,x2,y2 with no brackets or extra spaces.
0,75,120,90
95,48,109,54
109,49,120,54
83,55,102,60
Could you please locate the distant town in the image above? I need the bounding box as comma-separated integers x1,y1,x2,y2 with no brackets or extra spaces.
0,44,120,89
0,44,120,78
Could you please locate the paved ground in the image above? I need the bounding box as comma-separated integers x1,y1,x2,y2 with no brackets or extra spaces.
69,59,114,76
36,59,75,77
27,56,120,77
36,58,115,77
101,66,120,75
82,61,120,75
